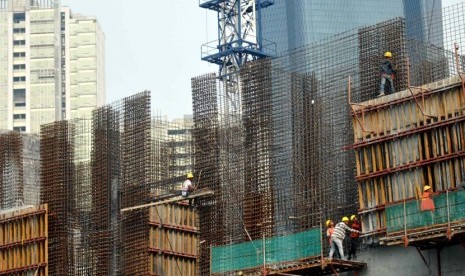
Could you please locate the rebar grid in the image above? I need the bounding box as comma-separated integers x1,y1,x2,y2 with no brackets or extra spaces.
39,119,93,275
89,91,153,275
92,106,121,276
120,91,152,275
40,121,75,275
0,131,22,208
191,73,223,274
0,131,40,209
38,91,198,275
192,3,465,274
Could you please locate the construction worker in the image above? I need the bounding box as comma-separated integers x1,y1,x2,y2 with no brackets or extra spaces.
420,185,435,211
348,215,361,260
182,172,194,197
326,219,334,244
182,173,195,206
326,219,341,259
379,51,396,97
329,217,362,260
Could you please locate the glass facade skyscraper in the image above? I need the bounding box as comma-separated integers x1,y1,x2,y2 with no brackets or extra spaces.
262,0,442,54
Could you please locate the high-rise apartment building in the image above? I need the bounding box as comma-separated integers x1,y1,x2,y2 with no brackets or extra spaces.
0,0,105,134
151,115,194,180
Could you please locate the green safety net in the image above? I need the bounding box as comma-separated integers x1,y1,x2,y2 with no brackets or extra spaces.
386,190,465,233
211,228,322,273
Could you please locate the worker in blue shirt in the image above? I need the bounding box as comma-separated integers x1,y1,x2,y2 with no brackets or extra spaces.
379,51,396,97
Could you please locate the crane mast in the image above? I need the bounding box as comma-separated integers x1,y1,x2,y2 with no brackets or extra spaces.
200,0,275,82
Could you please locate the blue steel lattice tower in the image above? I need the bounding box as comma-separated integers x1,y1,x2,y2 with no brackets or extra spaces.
198,0,276,254
199,0,275,79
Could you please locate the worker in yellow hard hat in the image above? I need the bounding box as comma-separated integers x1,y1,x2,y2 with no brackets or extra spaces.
348,215,361,260
379,51,396,97
325,219,340,258
326,219,334,243
182,173,195,205
329,216,361,260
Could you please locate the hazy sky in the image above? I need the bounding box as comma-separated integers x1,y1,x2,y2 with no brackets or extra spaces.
62,0,462,120
62,0,217,120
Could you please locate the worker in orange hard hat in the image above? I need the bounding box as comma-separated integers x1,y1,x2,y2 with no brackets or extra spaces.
329,217,361,260
379,51,396,97
348,215,361,260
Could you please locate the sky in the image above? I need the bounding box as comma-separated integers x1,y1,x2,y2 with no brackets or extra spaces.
62,0,217,120
61,0,463,120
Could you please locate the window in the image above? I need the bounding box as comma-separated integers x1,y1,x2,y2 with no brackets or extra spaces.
61,13,66,31
13,28,26,33
13,126,26,132
168,129,187,135
13,89,26,107
13,52,25,58
13,114,26,120
13,76,26,82
13,40,25,45
13,64,25,70
13,13,25,23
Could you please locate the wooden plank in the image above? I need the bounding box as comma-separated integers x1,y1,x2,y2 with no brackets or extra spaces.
121,189,214,213
358,182,364,210
363,147,370,175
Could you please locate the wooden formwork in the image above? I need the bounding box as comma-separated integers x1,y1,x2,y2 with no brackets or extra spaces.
149,203,199,276
0,204,48,275
350,75,465,242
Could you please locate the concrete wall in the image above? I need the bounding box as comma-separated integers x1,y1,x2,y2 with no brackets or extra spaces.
355,244,465,276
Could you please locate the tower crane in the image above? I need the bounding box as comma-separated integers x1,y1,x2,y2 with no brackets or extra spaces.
200,0,275,78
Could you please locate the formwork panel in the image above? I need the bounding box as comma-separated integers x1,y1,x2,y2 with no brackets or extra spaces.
0,204,48,276
351,76,465,241
149,204,199,276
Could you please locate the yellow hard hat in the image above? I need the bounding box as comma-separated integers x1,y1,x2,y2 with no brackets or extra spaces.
384,51,392,58
350,215,357,221
325,219,332,227
342,216,349,222
423,185,431,191
187,173,194,179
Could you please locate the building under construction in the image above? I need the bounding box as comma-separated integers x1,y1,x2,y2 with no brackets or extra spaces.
192,3,465,276
1,2,465,276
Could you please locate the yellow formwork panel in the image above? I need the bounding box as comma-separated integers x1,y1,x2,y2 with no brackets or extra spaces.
0,204,48,276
